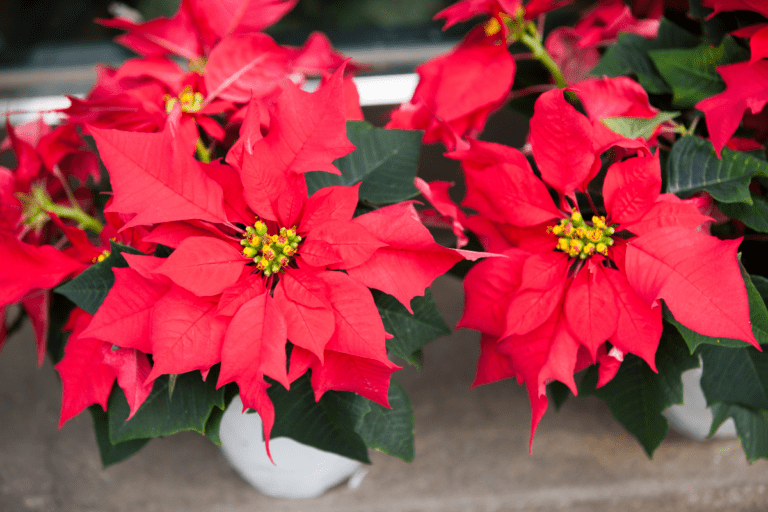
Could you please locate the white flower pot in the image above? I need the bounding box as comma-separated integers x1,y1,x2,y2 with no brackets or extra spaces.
663,367,736,440
218,395,367,499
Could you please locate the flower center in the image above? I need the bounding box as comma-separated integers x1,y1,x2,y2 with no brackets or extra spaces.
547,211,616,259
240,219,301,277
164,85,204,114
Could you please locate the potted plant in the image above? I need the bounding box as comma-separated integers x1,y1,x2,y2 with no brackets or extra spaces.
392,0,768,461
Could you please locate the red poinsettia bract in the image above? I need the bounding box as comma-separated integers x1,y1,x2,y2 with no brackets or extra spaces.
74,67,474,455
449,89,759,449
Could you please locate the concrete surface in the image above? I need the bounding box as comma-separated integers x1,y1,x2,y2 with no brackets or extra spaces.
2,275,767,512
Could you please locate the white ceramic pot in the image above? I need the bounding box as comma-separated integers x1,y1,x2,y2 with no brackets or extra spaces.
218,395,367,499
663,366,736,440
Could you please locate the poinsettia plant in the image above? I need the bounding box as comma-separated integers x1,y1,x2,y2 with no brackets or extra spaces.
392,0,768,461
0,0,482,467
4,0,768,474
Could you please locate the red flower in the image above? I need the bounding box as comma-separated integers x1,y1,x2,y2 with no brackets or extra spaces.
80,67,475,456
445,89,759,449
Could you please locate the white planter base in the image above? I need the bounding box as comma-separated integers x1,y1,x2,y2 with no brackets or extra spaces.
219,395,366,499
663,367,736,440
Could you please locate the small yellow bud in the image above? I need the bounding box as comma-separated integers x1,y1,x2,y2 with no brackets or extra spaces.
571,211,582,223
596,243,607,255
557,238,569,252
243,247,257,258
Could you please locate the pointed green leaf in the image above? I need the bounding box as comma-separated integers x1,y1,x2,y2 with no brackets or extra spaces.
89,405,150,467
667,269,768,352
269,374,371,463
375,288,451,368
581,325,699,456
648,37,748,108
305,121,422,204
601,111,679,140
719,193,768,233
354,380,415,462
710,403,768,462
108,366,226,443
666,136,768,204
54,241,145,314
699,343,768,410
589,18,700,94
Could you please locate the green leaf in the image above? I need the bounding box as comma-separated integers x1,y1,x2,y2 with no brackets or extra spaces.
375,288,451,368
589,18,700,94
665,136,768,204
581,325,699,456
269,374,371,463
305,120,422,204
354,380,415,462
648,37,748,108
54,241,145,314
719,193,768,233
46,293,76,365
710,403,768,462
699,343,768,410
108,366,226,443
667,268,768,352
89,405,150,467
601,111,679,140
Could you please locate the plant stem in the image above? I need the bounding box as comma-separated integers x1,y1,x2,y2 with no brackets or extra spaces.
518,31,568,89
47,202,104,234
196,137,212,163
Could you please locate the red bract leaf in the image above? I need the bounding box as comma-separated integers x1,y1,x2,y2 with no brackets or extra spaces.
621,194,711,237
530,89,595,196
253,64,355,175
18,292,48,367
273,280,334,360
226,97,265,170
564,260,619,359
81,267,169,353
55,310,116,428
218,292,289,390
545,27,601,84
696,60,768,156
602,266,661,371
147,285,228,381
89,120,227,229
701,0,768,18
387,36,514,147
293,32,359,75
504,253,569,336
434,0,522,29
347,202,467,311
457,249,528,337
300,184,359,233
122,253,169,279
0,233,85,306
415,178,469,248
4,119,42,183
448,139,561,226
153,236,248,296
310,220,386,269
309,350,399,407
190,0,298,40
296,239,341,268
318,271,391,365
204,33,294,103
99,9,202,60
472,334,518,387
217,273,266,317
101,345,153,420
603,154,661,225
625,227,759,348
280,269,330,309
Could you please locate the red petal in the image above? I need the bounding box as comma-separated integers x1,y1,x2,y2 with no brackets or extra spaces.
273,283,334,360
625,227,759,348
603,154,661,225
81,267,169,353
564,261,619,359
153,236,248,296
530,89,595,196
621,194,711,237
310,350,399,407
101,345,153,420
217,273,266,317
309,219,387,269
300,184,359,233
218,292,289,389
472,334,519,387
319,271,390,365
89,120,228,228
147,285,227,381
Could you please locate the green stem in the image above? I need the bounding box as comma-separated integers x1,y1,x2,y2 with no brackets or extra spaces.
196,138,212,163
47,203,104,234
518,31,568,89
